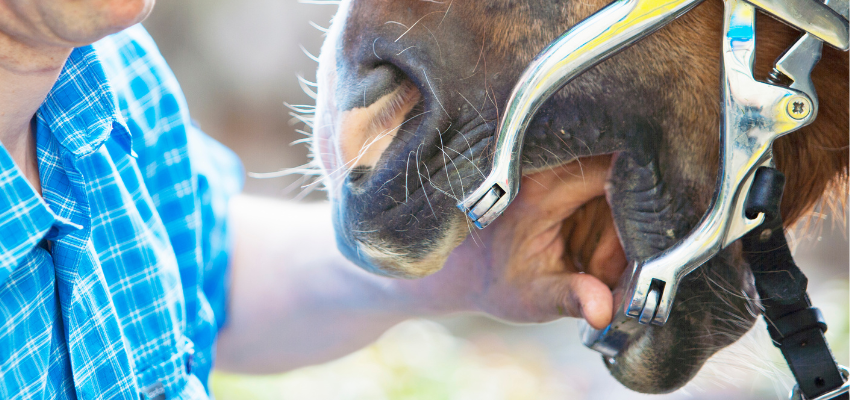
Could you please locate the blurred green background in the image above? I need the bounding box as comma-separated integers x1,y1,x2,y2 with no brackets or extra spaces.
142,1,848,399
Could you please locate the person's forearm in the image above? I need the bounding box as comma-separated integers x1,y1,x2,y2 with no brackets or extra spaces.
215,195,470,373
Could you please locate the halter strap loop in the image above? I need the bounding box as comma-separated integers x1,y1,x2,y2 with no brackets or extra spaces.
741,168,847,400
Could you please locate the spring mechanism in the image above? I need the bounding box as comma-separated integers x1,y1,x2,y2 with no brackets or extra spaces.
767,68,794,86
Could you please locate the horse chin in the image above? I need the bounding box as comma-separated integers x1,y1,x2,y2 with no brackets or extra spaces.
607,252,759,393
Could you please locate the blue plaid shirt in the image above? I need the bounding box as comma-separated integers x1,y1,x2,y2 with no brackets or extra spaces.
0,25,243,399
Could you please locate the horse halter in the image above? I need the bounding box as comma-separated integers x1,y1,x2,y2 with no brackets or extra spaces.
455,0,849,397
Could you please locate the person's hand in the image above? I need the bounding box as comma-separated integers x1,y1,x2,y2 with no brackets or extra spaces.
219,156,625,372
425,156,627,329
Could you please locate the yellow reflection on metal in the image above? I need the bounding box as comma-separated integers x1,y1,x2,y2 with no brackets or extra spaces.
544,0,690,80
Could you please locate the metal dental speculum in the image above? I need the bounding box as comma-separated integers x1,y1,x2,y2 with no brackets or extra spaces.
456,0,847,229
583,0,836,356
623,0,821,326
456,0,848,372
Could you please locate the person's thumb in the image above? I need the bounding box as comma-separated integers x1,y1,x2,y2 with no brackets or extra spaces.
530,272,613,329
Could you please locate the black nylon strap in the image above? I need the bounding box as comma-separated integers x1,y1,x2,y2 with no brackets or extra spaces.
741,167,846,400
767,307,827,343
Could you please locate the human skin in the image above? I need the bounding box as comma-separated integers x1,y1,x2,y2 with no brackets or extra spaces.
0,0,154,191
0,0,616,375
217,162,616,372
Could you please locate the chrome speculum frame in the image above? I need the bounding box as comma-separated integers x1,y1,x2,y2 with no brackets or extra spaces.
456,0,848,396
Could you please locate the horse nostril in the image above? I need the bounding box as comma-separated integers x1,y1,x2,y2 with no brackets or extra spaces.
336,75,421,175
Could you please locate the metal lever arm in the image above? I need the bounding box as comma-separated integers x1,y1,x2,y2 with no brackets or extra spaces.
456,0,705,228
624,0,819,326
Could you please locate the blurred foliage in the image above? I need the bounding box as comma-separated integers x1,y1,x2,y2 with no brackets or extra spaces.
211,320,574,400
211,275,847,400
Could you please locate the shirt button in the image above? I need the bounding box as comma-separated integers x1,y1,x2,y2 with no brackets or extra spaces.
185,353,193,375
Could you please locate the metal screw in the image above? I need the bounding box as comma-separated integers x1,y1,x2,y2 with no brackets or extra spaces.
786,96,811,120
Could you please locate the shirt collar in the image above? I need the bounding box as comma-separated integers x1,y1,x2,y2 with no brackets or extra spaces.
0,44,125,282
37,44,132,157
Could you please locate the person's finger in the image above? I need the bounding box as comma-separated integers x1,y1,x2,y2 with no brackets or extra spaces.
530,272,613,329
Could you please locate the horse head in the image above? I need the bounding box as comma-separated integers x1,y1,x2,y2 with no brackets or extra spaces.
310,0,848,392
